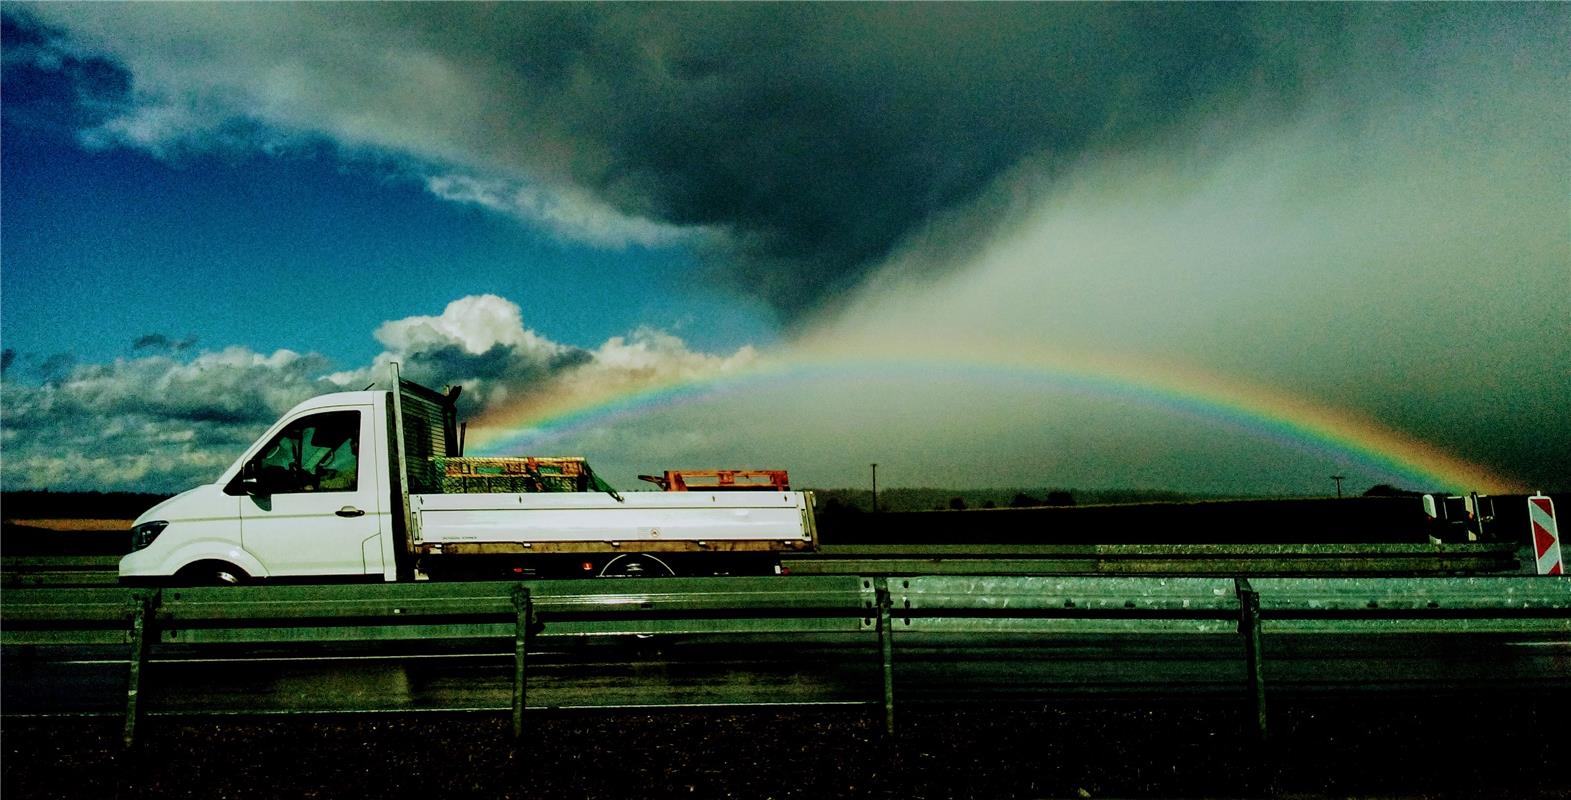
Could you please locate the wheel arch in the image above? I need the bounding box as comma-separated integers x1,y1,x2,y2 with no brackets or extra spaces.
598,552,677,577
159,541,270,580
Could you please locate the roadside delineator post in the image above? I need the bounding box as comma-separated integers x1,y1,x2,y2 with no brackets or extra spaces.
1423,494,1444,545
1529,494,1562,576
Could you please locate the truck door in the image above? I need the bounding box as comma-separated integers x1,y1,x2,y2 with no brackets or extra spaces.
240,407,383,577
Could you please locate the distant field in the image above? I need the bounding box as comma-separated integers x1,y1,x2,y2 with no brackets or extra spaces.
3,519,132,532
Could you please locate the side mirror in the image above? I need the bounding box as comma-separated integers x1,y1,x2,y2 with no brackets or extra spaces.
226,458,267,496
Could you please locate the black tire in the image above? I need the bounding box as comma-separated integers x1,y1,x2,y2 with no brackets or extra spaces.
177,561,248,586
597,554,676,578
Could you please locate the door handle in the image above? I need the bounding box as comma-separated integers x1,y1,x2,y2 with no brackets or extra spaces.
336,506,365,518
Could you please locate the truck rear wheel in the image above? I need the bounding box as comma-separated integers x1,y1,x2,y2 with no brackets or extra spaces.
598,554,675,578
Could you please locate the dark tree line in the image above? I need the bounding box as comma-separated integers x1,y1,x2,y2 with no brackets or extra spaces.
0,490,172,519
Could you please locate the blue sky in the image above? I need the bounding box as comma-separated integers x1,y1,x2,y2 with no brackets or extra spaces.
1,5,1566,495
1,68,776,369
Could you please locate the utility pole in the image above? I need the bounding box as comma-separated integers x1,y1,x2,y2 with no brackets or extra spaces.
1331,475,1345,499
871,463,879,514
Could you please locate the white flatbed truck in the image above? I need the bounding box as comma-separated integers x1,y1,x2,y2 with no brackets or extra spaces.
119,366,816,583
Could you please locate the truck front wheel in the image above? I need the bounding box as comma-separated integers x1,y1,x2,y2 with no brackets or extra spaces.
176,560,248,586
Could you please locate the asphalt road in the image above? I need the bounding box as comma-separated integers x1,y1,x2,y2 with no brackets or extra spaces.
5,695,1565,799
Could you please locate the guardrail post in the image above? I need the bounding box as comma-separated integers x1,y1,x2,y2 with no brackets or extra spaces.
874,577,895,736
124,589,159,749
511,584,533,740
1235,578,1267,743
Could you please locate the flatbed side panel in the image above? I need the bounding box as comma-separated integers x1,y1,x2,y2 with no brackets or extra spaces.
424,540,809,556
412,492,814,546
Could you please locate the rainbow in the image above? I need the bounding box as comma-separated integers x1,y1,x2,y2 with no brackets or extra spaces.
466,345,1521,494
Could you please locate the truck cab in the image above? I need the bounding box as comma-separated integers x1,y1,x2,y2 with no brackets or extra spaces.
121,389,396,583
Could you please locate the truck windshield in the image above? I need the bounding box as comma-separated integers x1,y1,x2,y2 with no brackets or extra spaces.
256,410,360,493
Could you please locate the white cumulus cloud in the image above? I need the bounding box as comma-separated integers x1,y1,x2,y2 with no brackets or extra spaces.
1,295,757,492
374,294,562,359
425,174,699,249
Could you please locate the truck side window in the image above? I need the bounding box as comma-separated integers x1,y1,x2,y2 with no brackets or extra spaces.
255,411,359,493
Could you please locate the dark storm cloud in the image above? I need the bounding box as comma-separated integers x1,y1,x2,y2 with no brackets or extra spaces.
11,3,1371,317
405,4,1314,314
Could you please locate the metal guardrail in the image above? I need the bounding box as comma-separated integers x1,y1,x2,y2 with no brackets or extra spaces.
0,542,1529,588
1,554,123,587
791,542,1527,575
2,575,1567,748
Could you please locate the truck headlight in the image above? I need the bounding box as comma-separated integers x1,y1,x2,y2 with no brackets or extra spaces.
131,521,169,551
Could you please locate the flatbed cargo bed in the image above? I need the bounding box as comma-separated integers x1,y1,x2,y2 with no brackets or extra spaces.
410,490,816,556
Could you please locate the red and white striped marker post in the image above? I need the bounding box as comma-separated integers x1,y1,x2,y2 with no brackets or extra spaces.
1528,494,1562,576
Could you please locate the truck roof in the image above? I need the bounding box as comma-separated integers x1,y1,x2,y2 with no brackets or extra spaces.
283,389,381,416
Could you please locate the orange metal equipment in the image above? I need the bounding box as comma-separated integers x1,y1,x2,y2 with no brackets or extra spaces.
637,470,791,492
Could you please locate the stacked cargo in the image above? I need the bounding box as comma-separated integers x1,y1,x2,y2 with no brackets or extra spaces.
637,470,791,491
431,456,610,494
